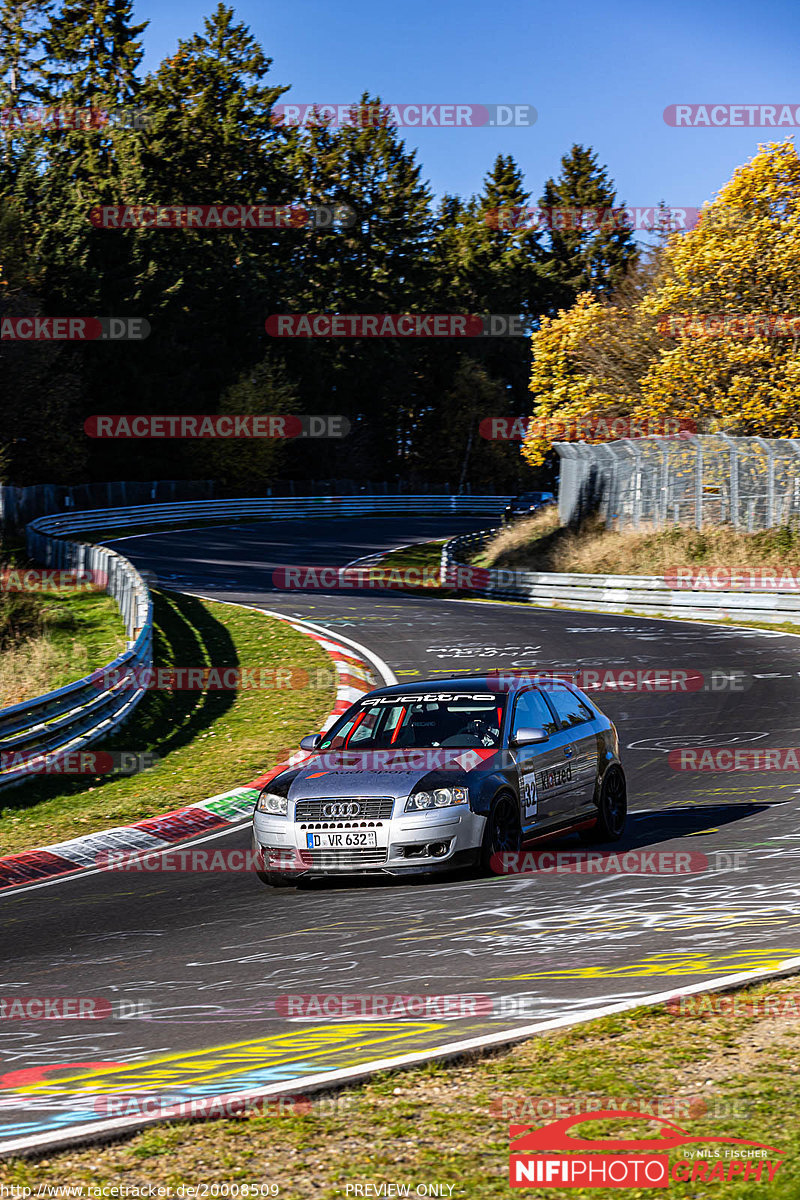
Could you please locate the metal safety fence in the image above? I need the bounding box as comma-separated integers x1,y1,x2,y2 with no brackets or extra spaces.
0,479,504,531
440,528,800,623
28,494,510,539
0,529,152,791
555,434,800,531
0,480,215,531
1,494,509,790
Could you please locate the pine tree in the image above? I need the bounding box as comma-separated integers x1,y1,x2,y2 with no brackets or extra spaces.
83,3,296,480
540,144,638,310
423,155,547,485
282,94,437,479
40,0,145,107
0,0,51,188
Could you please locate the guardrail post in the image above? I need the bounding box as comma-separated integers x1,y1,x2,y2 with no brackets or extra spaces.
723,434,740,529
692,437,703,528
755,437,777,527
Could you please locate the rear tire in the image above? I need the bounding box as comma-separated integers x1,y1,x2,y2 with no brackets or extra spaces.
481,793,522,873
581,767,627,843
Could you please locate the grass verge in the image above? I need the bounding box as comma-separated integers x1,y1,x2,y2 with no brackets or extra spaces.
0,590,335,855
357,537,449,588
475,512,800,576
2,974,800,1197
0,588,126,708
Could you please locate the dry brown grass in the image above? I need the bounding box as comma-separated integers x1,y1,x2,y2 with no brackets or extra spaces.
478,514,800,576
0,588,124,709
0,634,89,707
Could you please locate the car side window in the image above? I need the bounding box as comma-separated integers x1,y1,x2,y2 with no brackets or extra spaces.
512,689,559,737
546,685,594,729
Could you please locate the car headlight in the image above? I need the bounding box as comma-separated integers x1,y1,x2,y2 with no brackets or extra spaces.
256,791,288,816
405,786,469,812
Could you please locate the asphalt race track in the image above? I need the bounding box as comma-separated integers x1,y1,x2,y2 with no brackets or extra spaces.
3,516,800,1152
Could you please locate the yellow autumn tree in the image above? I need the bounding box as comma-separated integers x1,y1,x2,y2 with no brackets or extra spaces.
522,140,800,467
641,140,800,434
522,293,615,467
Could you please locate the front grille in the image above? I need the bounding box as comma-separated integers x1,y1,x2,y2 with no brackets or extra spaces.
299,821,385,830
300,848,389,868
294,798,394,821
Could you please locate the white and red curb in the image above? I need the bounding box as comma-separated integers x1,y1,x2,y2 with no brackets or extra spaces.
0,603,396,894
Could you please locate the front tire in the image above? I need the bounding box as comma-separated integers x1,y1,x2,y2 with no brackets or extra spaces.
481,793,522,873
581,767,627,843
257,871,295,888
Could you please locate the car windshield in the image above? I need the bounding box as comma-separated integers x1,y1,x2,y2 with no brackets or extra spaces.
318,692,507,750
515,492,547,504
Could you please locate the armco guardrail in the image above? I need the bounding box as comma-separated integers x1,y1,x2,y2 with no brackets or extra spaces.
440,528,800,623
3,495,508,790
0,529,153,791
28,494,511,538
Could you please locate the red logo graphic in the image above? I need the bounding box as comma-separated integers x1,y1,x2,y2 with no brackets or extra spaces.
509,1112,785,1188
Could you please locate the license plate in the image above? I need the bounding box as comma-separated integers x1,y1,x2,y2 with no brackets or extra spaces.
306,831,378,849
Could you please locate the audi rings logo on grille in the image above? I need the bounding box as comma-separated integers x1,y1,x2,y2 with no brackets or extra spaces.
321,802,363,818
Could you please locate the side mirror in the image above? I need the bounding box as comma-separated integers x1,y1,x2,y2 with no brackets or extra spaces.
511,727,549,746
299,734,322,751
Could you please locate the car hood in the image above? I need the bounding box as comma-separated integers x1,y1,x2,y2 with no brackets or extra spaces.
283,747,499,800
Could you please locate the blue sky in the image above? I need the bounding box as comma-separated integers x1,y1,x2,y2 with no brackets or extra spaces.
135,0,799,217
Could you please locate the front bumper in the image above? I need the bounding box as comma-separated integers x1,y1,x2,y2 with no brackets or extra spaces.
252,801,486,877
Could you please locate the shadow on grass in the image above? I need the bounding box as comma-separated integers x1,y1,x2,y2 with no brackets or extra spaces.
1,589,238,813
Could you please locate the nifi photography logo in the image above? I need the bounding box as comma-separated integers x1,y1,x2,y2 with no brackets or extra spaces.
508,1110,785,1188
